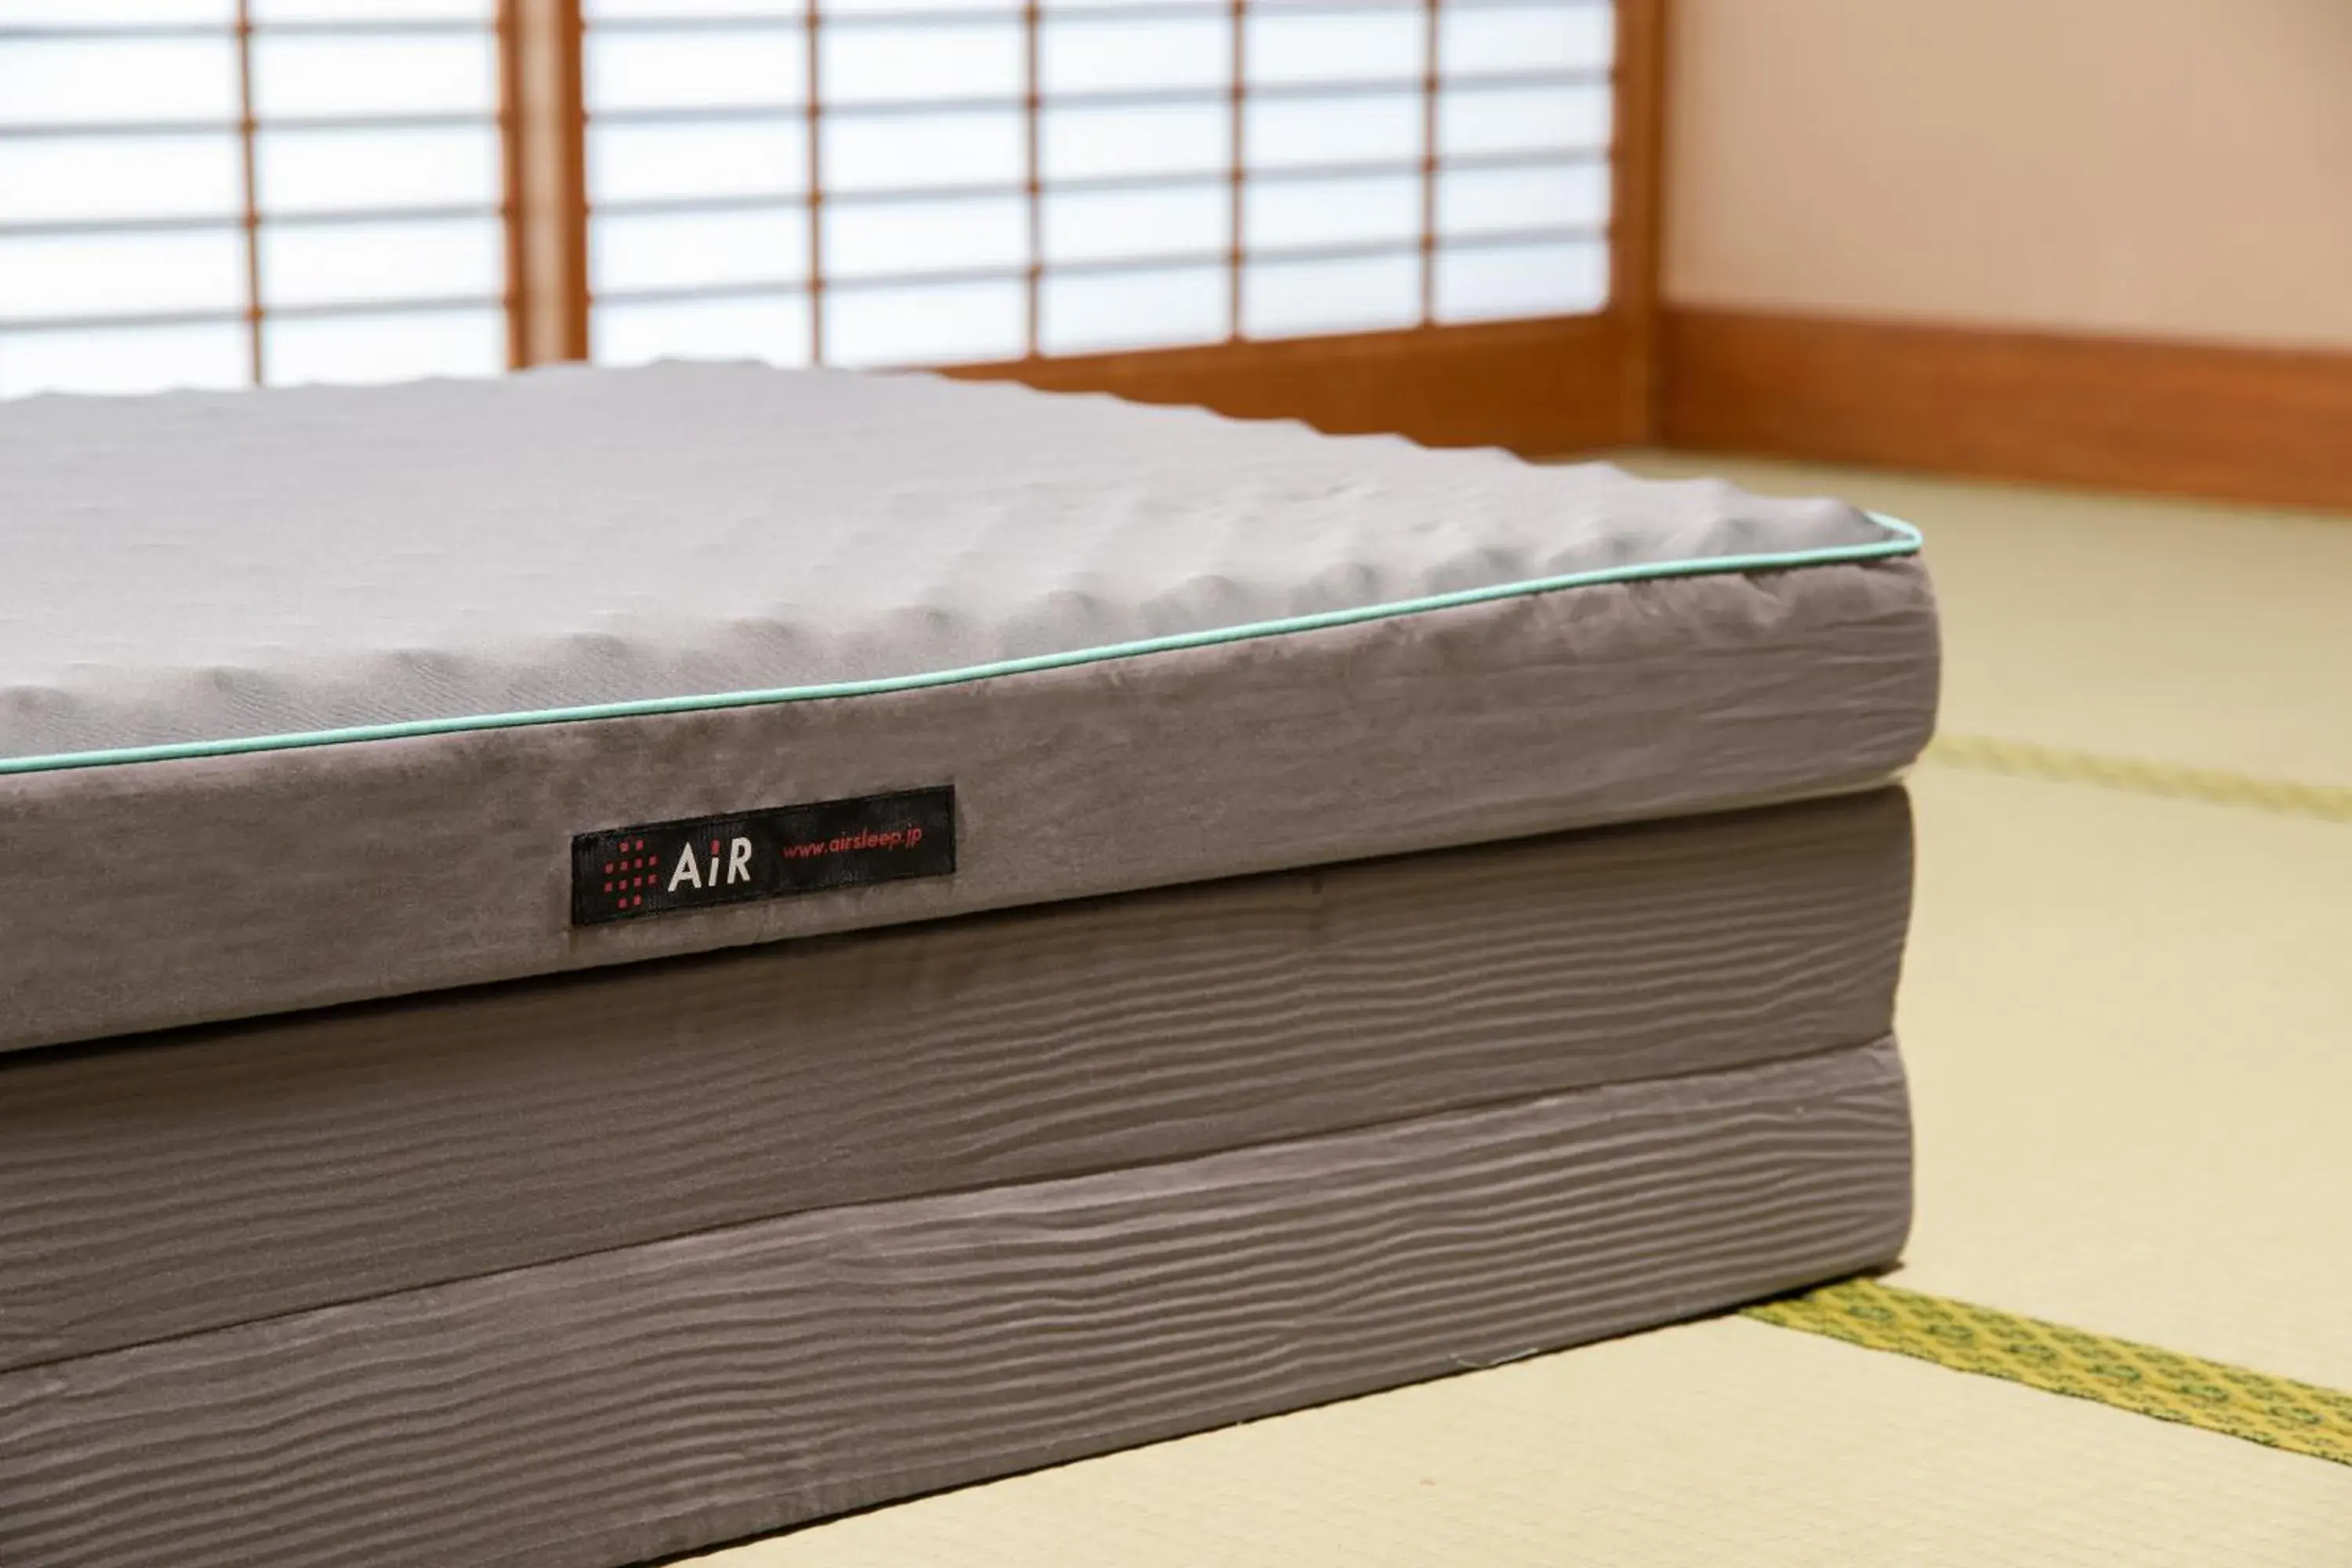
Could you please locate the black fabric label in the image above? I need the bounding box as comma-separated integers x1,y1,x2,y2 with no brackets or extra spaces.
572,786,956,927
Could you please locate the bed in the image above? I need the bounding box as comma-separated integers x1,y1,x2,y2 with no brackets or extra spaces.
0,364,1940,1568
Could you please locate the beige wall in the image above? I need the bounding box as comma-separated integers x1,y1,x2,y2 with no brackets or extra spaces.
1662,0,2352,349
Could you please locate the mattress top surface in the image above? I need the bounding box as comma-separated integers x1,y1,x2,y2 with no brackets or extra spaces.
0,362,1915,771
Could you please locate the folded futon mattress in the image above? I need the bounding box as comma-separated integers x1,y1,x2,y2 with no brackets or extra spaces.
0,365,1940,1568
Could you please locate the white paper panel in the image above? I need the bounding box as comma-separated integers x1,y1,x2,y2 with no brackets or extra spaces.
0,230,245,322
265,307,505,385
1246,92,1422,169
252,34,496,120
1439,5,1614,78
257,125,502,214
824,0,1007,13
0,134,244,226
1241,249,1417,337
1040,101,1229,181
825,195,1029,279
586,29,805,113
594,292,814,365
0,322,248,399
256,0,495,18
2,1,233,20
822,110,1025,192
1040,265,1226,355
1435,159,1610,238
823,23,1023,107
1246,10,1420,86
1041,182,1227,265
0,37,239,129
1042,16,1229,96
592,208,811,294
823,278,1025,366
1243,173,1419,253
586,0,801,16
260,217,503,308
1436,81,1612,158
589,119,808,203
1432,234,1607,321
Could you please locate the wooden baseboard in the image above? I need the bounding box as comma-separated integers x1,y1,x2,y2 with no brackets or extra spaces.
949,314,1646,456
1661,307,2352,512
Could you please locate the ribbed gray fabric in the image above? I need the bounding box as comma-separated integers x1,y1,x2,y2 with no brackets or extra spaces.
0,1039,1912,1568
0,788,1912,1370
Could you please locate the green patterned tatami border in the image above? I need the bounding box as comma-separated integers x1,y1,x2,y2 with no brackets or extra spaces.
1745,1278,2352,1467
1925,734,2352,825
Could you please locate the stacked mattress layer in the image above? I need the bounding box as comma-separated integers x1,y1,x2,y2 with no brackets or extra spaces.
1,789,1915,1369
2,794,1916,1568
0,366,1940,1568
0,365,1936,1054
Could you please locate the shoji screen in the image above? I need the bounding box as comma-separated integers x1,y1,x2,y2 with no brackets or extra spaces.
2,2,1617,394
0,0,507,399
583,0,1614,369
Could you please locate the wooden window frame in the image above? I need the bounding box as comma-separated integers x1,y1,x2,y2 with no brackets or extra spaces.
27,2,2346,506
499,0,1668,454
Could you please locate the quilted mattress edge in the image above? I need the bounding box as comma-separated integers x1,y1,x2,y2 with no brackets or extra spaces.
0,549,1940,1054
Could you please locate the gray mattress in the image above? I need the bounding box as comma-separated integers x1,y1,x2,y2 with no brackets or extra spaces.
1,787,1911,1370
0,370,1936,1567
0,364,1937,1052
2,1040,1911,1568
0,790,1917,1566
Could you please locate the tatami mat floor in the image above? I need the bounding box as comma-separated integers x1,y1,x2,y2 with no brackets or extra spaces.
690,456,2352,1566
1638,453,2352,1390
699,1318,2350,1567
1899,766,2352,1391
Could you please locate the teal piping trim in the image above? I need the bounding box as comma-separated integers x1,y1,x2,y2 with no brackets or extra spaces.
1,514,1923,777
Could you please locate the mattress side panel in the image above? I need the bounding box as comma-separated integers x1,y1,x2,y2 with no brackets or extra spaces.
0,556,1938,1053
0,789,1915,1369
0,1040,1914,1568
